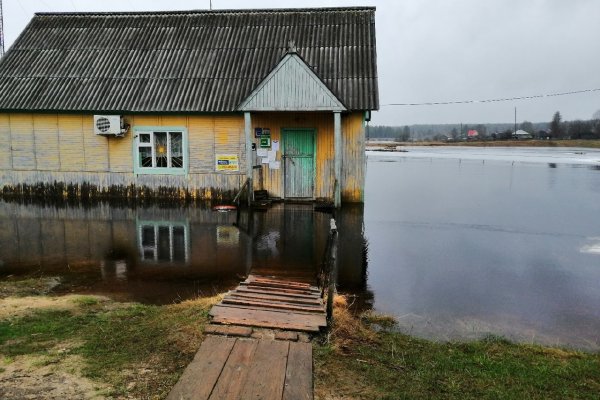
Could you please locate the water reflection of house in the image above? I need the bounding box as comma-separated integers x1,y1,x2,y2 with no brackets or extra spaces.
0,8,379,206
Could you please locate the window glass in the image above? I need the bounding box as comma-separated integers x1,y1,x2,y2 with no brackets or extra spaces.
170,132,183,168
139,133,151,143
139,146,152,168
154,132,168,168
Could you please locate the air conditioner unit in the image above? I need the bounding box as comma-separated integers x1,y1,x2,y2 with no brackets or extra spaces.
94,115,126,136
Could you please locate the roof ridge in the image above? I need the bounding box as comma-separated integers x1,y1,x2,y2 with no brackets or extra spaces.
34,7,376,17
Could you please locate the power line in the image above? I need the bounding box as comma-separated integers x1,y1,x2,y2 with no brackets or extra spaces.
381,87,600,107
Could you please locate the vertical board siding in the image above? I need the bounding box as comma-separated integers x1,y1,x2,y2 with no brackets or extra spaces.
240,54,345,112
10,114,36,170
341,113,365,202
214,115,245,173
0,114,12,169
251,112,336,200
34,115,60,170
83,115,109,171
0,112,364,202
107,116,134,172
58,115,85,171
188,115,216,173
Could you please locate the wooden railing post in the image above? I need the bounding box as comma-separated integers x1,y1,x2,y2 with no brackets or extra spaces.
326,218,338,324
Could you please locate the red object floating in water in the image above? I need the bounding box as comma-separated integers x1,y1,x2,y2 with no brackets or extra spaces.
213,205,237,212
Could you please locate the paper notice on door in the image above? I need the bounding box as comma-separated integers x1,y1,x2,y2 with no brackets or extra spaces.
269,161,280,170
267,150,276,161
261,157,269,164
271,140,280,152
257,148,268,157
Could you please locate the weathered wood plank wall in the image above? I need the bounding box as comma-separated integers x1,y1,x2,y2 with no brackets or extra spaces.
250,111,365,202
0,111,364,202
0,113,247,199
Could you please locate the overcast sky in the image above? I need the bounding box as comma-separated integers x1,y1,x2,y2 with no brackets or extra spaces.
3,0,600,125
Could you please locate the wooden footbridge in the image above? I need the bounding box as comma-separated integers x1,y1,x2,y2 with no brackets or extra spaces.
167,276,328,400
167,219,338,400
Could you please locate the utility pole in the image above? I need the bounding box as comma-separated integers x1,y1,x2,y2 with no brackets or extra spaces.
514,106,517,134
0,0,5,58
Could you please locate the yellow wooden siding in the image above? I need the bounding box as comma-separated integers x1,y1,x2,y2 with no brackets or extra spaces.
57,115,85,171
10,114,35,170
341,113,366,202
250,112,364,201
82,115,109,171
188,115,216,173
0,114,11,169
1,111,364,202
106,116,133,173
214,115,245,173
34,115,60,171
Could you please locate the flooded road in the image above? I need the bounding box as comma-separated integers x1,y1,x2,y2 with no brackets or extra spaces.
1,146,599,349
365,147,600,350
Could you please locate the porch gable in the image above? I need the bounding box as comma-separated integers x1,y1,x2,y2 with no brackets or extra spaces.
238,53,347,112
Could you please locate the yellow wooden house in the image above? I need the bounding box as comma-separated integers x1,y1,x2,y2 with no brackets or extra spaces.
0,7,379,206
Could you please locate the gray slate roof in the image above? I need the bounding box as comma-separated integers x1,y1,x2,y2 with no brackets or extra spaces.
0,7,378,113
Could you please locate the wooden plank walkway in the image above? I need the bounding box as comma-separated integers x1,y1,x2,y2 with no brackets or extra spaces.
167,275,324,400
166,336,313,400
210,275,327,332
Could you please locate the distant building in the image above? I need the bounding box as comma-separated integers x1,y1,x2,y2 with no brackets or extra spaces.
513,130,533,140
467,129,479,139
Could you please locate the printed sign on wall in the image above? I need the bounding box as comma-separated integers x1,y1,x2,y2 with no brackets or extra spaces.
215,154,240,171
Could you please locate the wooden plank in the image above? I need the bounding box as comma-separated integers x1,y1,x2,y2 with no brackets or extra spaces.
214,302,326,317
166,336,236,400
236,286,321,300
228,291,323,306
247,276,312,288
238,340,290,400
241,282,320,295
208,339,258,400
245,280,320,293
283,342,313,400
210,305,326,332
222,297,325,314
204,325,253,337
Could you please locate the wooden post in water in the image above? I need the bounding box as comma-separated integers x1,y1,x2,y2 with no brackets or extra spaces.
326,218,338,324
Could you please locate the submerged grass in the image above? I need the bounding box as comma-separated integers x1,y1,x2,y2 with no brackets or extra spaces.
0,293,218,398
314,296,600,400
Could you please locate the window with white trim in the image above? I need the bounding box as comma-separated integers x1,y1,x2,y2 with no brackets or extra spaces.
134,128,187,174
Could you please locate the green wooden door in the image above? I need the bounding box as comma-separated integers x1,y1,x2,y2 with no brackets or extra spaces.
283,129,315,199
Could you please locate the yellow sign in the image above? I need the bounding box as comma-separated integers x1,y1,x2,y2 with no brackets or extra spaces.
215,154,239,171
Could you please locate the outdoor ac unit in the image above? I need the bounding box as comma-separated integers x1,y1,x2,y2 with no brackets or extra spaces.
94,115,125,136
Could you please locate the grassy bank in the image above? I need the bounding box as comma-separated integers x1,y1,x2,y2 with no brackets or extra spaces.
314,297,600,399
0,283,217,399
2,280,599,399
368,139,600,149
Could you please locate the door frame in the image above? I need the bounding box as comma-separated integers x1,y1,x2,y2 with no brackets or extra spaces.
281,128,317,200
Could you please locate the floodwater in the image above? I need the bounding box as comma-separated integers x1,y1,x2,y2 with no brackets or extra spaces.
365,147,600,350
0,201,367,305
1,146,599,350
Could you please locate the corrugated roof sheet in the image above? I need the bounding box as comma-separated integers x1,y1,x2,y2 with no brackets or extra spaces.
0,7,378,113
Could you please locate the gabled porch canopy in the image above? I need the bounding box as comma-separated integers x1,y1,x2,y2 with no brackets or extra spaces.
238,52,347,112
239,51,345,207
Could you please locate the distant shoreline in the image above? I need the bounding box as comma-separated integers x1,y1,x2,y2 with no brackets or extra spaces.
367,139,600,150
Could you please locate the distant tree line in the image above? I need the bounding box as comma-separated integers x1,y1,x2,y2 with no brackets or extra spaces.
368,110,600,141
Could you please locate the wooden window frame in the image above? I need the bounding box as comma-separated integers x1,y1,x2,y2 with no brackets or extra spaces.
133,126,188,175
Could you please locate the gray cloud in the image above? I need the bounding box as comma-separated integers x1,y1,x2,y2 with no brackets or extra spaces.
3,0,600,125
